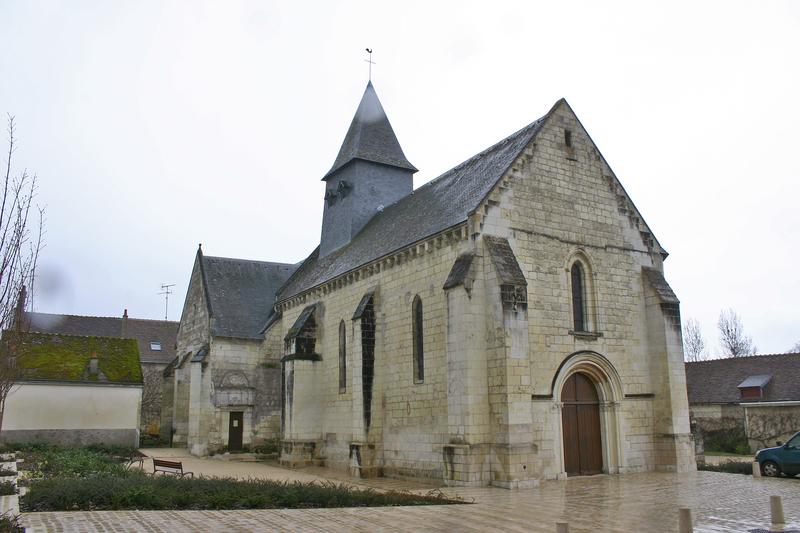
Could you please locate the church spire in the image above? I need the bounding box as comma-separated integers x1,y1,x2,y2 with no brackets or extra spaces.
323,81,417,181
319,82,417,258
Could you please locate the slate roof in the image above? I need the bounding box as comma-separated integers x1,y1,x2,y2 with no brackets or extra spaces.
323,81,417,179
352,292,374,320
443,253,475,290
485,236,527,286
285,305,316,341
738,375,772,389
25,312,178,364
277,102,557,302
685,353,800,404
200,255,297,340
642,267,679,304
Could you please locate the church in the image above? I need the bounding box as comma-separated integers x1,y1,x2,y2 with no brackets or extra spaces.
164,81,696,487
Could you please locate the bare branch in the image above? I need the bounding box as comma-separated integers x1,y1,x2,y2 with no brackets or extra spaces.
717,309,756,357
682,318,706,362
0,115,45,434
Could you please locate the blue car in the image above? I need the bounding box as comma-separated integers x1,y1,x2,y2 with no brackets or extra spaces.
756,431,800,477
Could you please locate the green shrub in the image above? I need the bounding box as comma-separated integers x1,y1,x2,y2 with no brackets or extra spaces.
0,482,16,496
0,511,23,533
698,461,753,475
0,442,51,455
21,474,460,512
19,447,128,479
139,435,168,448
253,438,281,456
83,444,135,457
704,427,750,455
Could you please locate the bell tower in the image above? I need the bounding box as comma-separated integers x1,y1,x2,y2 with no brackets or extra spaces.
319,82,417,257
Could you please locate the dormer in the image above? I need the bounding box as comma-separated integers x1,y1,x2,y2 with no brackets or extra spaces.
737,374,772,401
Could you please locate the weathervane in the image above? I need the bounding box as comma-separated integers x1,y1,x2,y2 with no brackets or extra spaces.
364,48,375,81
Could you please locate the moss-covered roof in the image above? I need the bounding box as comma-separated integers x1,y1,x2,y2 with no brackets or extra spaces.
6,331,143,384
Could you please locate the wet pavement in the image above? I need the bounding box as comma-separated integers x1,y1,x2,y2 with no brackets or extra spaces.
20,449,800,532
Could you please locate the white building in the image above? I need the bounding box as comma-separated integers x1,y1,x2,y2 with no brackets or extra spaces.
2,331,143,447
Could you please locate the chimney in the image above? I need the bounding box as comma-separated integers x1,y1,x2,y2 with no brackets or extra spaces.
121,308,128,338
89,352,99,376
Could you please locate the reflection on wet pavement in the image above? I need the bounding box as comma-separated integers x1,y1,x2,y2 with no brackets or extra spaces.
21,454,800,532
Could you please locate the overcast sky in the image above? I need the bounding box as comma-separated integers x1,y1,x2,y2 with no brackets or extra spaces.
1,1,798,355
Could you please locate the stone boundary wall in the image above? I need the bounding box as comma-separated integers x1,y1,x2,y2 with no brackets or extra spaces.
744,404,800,451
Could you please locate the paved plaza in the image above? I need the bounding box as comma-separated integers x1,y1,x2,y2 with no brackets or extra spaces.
21,450,799,532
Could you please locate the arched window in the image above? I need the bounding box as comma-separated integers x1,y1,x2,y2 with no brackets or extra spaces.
412,295,424,383
338,320,346,393
571,262,586,332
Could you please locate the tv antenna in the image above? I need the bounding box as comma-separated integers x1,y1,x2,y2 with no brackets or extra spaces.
159,283,175,320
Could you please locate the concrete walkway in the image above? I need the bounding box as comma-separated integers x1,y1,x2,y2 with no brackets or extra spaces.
20,451,800,532
134,448,442,492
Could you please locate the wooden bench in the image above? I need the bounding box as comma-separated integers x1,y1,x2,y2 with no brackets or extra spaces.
152,458,194,478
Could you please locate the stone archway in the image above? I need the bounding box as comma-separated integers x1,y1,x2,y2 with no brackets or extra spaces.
552,351,624,477
561,372,603,476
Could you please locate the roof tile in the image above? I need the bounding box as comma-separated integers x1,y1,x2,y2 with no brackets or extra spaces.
685,353,800,404
26,312,178,364
201,256,297,340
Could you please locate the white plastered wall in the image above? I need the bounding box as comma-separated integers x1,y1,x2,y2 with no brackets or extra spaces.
4,382,142,430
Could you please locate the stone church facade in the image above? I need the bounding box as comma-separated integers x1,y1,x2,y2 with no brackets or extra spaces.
167,82,695,486
163,251,295,455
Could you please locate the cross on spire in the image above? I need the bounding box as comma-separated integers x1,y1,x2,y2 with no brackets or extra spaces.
364,48,375,81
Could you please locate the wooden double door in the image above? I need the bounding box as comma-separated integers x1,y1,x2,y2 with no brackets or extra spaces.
561,373,603,476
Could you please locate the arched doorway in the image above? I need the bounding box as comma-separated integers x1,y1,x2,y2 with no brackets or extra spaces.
561,372,603,476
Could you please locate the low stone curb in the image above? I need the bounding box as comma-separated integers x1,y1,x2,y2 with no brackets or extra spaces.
0,453,22,528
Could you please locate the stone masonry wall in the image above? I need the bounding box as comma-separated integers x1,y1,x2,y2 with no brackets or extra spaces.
691,403,800,453
690,403,744,434
276,99,694,482
744,404,800,452
171,254,210,447
191,337,281,454
141,362,167,436
278,234,471,479
476,100,693,477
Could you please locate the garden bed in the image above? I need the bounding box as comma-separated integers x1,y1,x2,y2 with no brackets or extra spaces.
3,443,460,512
22,475,456,511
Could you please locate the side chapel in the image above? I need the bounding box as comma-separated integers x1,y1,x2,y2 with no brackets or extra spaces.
165,81,695,486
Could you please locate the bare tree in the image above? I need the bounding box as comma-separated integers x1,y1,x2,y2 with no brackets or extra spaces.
0,115,44,434
682,318,706,361
717,309,756,357
789,341,800,354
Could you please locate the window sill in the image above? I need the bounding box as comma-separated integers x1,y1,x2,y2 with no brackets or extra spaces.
413,379,425,385
280,353,322,363
569,330,603,341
